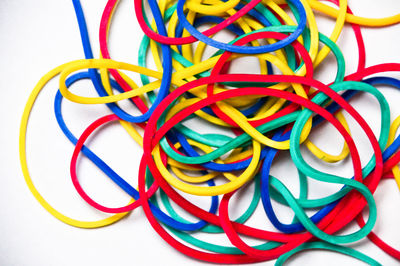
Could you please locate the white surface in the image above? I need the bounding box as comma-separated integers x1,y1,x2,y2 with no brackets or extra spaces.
1,0,400,265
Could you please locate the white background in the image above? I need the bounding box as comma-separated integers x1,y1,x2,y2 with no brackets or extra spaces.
1,0,400,265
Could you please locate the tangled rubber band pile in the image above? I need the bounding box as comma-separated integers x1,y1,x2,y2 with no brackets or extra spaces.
20,0,400,264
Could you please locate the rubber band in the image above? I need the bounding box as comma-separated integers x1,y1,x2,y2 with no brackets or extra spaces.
20,0,400,264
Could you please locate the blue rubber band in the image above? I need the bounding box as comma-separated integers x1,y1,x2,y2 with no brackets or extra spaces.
175,0,306,54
